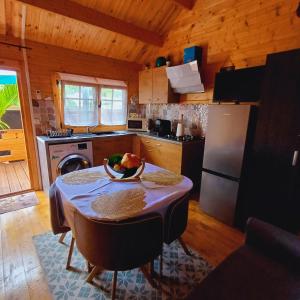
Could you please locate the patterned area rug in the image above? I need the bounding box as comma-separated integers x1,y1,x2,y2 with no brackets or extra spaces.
0,192,39,214
33,232,212,299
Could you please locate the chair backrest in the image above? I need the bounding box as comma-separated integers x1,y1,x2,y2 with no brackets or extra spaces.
49,183,70,234
74,210,163,271
164,193,190,244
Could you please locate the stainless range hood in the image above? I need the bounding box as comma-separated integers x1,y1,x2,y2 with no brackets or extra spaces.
166,60,205,94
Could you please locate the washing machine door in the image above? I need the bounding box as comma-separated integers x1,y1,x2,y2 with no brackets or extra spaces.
57,154,91,176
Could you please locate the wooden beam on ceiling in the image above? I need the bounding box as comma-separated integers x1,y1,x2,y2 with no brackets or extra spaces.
18,0,164,47
172,0,195,10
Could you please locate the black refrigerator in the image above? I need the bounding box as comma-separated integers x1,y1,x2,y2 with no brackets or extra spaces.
199,104,256,227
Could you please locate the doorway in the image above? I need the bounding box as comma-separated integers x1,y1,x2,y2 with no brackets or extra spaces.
0,69,31,197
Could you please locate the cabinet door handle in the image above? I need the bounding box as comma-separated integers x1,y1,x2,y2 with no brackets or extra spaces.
292,150,299,166
145,141,150,143
156,143,161,146
147,149,153,152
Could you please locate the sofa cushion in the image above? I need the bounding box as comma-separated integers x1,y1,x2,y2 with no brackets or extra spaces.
187,245,300,300
246,218,300,270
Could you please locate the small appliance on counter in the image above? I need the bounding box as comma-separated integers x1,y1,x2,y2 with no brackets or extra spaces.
176,114,184,137
126,117,148,132
153,119,171,137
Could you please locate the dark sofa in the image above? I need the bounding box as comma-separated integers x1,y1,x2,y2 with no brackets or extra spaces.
187,218,300,300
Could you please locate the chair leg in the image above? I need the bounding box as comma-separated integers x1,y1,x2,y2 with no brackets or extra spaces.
111,270,118,300
141,265,157,288
86,266,100,284
160,255,163,278
150,260,155,278
58,232,67,244
66,237,75,270
178,237,192,256
86,260,93,273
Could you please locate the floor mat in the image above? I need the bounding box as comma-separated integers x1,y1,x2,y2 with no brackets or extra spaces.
0,192,38,214
33,232,212,299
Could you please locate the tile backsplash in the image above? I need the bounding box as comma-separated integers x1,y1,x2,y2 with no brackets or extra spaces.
32,99,56,135
32,100,208,136
144,104,208,136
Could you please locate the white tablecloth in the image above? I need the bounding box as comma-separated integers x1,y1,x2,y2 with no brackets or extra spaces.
55,163,193,230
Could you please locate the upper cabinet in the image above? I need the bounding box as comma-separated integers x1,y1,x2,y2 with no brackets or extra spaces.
139,69,153,104
139,66,179,104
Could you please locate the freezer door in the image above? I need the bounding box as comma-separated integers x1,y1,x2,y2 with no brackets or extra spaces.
200,171,239,226
203,105,251,178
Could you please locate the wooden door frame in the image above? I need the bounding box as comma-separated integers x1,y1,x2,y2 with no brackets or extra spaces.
0,58,41,191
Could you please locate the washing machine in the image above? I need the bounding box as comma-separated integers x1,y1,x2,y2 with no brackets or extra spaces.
49,141,93,182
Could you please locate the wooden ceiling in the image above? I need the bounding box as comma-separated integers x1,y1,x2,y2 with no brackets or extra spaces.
1,0,300,67
1,0,188,64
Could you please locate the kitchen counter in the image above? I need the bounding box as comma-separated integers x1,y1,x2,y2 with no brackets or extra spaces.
37,130,205,192
36,131,135,145
36,131,204,145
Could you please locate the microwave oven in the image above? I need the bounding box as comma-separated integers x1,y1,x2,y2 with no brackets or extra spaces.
126,118,148,132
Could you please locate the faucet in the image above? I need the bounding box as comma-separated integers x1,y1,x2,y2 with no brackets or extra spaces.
87,125,98,134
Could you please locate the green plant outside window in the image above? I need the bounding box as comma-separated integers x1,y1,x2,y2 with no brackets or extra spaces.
0,84,20,130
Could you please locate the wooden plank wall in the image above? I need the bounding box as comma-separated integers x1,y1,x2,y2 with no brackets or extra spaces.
0,40,141,131
153,0,300,103
25,41,141,102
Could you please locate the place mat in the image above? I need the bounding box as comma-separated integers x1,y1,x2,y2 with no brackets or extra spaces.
62,170,107,185
141,170,184,186
91,188,146,220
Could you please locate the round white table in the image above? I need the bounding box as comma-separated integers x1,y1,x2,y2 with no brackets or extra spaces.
54,163,193,231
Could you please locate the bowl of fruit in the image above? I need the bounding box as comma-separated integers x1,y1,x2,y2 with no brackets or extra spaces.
103,153,145,182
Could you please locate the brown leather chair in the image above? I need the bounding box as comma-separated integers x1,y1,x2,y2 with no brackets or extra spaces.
161,193,191,275
49,183,74,269
73,210,163,300
186,218,300,300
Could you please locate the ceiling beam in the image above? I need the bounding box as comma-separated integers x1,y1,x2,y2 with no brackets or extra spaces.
172,0,195,10
18,0,164,47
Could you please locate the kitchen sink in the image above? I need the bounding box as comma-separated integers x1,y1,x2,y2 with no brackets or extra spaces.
92,131,117,135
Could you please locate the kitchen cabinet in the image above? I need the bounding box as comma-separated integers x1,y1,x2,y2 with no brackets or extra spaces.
245,49,300,232
140,136,182,173
134,135,204,188
139,67,179,104
138,69,152,104
92,135,133,166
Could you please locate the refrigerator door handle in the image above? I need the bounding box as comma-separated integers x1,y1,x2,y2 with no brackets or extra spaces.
292,150,299,167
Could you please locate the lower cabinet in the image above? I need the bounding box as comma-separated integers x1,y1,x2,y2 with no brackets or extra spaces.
92,135,133,166
135,136,204,188
139,136,182,174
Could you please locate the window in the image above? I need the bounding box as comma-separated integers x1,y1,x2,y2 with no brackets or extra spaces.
100,87,127,125
63,83,98,126
60,77,127,127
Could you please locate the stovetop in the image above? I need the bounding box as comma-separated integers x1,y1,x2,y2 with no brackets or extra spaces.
149,132,201,142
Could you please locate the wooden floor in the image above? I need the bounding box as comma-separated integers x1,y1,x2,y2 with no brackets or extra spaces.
0,161,31,197
0,192,244,299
